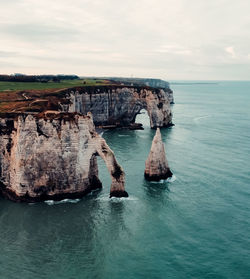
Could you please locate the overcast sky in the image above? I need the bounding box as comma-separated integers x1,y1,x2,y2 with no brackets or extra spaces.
1,0,250,80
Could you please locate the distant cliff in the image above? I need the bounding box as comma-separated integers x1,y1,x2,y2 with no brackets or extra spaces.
0,112,128,202
101,77,170,88
61,86,173,129
93,77,174,103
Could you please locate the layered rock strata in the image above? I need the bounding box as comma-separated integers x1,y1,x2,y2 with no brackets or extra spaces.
61,86,173,129
0,112,128,202
144,128,172,181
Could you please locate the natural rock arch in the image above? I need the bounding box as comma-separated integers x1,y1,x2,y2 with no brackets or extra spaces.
94,135,128,197
0,112,128,202
64,87,173,129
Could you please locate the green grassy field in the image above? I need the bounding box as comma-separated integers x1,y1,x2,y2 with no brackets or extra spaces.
0,79,108,92
0,78,116,112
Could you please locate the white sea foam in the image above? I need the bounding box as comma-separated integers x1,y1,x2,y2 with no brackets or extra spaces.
110,196,138,201
97,196,138,202
139,135,148,138
149,175,177,184
168,175,177,183
44,199,80,205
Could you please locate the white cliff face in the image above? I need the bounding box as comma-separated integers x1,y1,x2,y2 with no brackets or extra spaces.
144,89,173,128
144,128,172,181
62,87,173,129
0,112,127,202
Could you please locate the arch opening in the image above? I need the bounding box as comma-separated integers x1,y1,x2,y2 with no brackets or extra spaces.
96,155,111,195
135,109,151,128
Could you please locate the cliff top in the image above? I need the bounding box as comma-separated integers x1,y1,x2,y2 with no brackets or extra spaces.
0,77,170,115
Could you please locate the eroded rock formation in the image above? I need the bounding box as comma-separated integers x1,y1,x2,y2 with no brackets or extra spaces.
0,112,128,202
144,128,172,181
61,86,173,129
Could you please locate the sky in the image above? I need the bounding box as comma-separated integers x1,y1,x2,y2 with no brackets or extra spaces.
1,0,250,80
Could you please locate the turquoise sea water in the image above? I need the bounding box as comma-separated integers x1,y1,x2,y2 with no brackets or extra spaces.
0,81,250,279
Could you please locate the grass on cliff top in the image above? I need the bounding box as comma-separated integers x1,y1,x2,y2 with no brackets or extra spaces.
0,79,109,92
0,79,114,113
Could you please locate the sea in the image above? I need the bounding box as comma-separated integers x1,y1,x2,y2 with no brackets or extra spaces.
0,81,249,279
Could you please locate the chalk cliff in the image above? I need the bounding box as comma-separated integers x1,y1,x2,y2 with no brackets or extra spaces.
106,78,175,104
0,112,128,202
102,77,171,90
61,86,173,129
144,128,172,181
103,77,174,104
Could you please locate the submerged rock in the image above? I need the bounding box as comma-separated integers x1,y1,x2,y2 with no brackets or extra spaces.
0,112,128,202
144,128,172,181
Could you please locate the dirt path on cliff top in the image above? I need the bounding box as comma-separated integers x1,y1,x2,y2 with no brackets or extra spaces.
9,87,69,112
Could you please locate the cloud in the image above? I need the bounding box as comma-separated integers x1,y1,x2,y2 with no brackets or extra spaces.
154,45,191,55
1,23,79,41
0,50,18,57
0,0,250,79
225,46,236,58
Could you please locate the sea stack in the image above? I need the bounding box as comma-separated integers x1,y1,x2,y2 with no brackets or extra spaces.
144,128,172,181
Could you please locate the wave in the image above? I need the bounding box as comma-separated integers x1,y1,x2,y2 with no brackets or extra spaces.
193,115,211,124
168,175,177,183
44,199,80,205
97,196,138,202
149,175,177,184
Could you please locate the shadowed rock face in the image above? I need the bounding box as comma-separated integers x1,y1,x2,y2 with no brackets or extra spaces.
62,87,173,129
0,112,127,202
167,89,174,104
95,136,128,198
144,128,172,181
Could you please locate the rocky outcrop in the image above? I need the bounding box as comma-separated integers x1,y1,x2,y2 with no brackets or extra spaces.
116,78,174,104
0,112,128,202
61,86,173,129
144,128,172,181
103,77,174,104
167,89,174,104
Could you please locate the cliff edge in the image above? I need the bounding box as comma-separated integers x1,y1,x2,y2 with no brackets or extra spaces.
0,78,174,130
